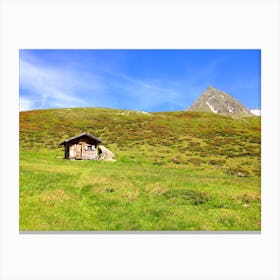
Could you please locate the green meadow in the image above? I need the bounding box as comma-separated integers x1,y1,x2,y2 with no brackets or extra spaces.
20,108,261,231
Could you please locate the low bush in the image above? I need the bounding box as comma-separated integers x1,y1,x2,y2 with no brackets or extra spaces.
163,189,209,205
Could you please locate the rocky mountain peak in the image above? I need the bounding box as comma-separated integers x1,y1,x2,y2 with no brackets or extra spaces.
187,86,253,116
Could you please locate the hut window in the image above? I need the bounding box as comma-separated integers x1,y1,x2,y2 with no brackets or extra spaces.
87,145,93,150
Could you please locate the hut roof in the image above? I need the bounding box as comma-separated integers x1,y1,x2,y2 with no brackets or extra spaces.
59,133,102,146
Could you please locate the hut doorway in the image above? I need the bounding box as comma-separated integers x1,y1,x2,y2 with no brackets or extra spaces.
70,144,82,158
75,144,82,158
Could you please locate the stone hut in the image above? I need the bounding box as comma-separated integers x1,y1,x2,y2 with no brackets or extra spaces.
59,132,116,161
59,133,102,160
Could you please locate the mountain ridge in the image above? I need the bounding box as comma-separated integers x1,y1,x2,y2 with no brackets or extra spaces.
187,86,253,116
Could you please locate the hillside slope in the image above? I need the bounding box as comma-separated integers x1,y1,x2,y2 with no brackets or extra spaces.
20,107,261,231
20,107,260,177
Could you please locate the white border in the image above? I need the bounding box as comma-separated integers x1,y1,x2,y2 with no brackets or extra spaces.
1,1,279,279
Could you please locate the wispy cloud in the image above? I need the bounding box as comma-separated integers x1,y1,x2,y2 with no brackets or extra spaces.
106,71,191,111
19,54,105,111
19,96,35,111
19,50,260,112
20,50,207,112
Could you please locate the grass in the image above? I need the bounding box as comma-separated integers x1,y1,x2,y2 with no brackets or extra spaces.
20,108,261,231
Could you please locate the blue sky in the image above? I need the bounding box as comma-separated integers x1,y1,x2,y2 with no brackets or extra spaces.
19,49,261,112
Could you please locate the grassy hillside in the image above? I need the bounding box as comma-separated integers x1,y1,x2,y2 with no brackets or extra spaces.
20,108,261,231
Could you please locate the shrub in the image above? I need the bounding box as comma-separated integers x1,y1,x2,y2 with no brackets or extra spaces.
171,157,183,164
225,166,250,177
163,189,209,205
188,157,204,166
208,158,226,165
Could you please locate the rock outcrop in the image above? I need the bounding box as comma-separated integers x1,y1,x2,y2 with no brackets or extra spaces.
98,145,116,161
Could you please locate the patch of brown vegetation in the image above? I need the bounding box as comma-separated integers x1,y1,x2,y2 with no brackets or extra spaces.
40,189,70,205
232,192,261,203
146,182,167,196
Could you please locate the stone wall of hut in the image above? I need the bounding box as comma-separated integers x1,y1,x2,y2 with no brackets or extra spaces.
68,141,98,160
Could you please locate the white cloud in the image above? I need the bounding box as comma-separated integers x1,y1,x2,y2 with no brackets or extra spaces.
20,96,34,111
19,56,105,110
108,71,189,111
19,51,209,112
250,108,261,116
